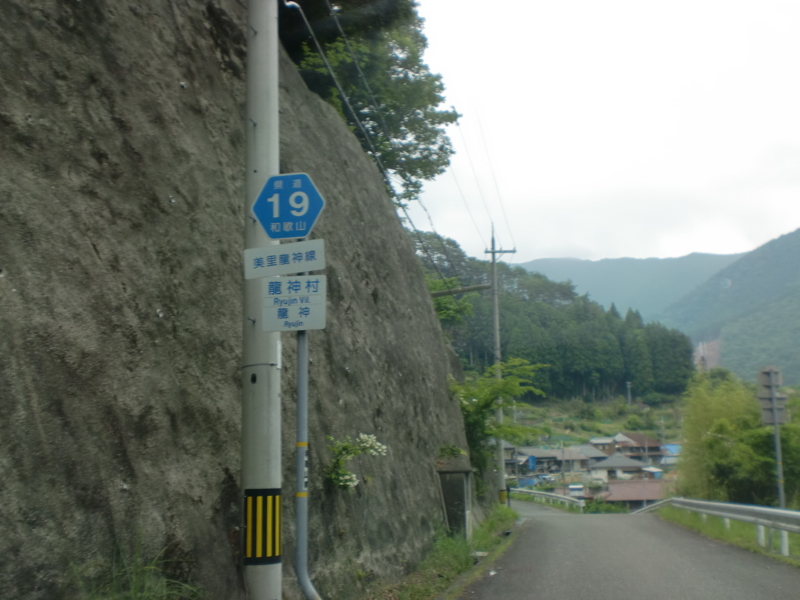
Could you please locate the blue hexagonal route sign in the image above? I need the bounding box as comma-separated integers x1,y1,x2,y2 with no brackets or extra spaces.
252,173,326,239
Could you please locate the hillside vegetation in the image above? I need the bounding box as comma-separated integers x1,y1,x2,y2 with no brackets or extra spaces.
661,227,800,383
679,369,800,507
414,232,695,402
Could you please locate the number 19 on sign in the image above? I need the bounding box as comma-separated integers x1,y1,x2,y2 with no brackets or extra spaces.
252,173,326,239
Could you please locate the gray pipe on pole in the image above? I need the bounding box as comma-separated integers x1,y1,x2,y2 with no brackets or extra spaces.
296,328,323,600
242,1,282,598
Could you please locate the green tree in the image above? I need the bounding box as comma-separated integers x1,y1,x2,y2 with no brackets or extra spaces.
410,231,472,280
280,0,418,58
644,323,694,394
450,359,546,473
621,328,655,395
679,370,769,502
426,276,475,329
298,13,459,202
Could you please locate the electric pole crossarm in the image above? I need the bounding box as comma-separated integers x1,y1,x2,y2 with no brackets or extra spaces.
430,283,491,298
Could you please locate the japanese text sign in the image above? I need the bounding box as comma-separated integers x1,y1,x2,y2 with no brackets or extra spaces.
244,239,326,279
261,275,327,332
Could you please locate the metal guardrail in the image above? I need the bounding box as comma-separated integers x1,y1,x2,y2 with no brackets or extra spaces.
510,488,585,513
633,496,799,556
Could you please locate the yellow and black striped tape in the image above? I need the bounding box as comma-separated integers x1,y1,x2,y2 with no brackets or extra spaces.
244,489,281,565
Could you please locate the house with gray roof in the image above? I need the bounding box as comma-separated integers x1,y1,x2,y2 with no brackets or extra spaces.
590,452,646,482
589,436,615,453
571,444,609,465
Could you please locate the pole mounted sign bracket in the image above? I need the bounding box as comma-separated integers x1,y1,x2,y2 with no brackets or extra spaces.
252,173,326,239
758,365,788,425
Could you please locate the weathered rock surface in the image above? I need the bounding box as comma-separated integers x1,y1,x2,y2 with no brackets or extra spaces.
0,2,468,598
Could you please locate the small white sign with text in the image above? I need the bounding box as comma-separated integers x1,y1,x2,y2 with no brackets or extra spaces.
244,239,325,279
261,275,327,332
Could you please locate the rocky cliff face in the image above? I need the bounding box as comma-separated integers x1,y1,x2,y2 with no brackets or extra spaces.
0,2,468,598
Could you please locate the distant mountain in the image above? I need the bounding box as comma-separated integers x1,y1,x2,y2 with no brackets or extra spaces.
518,253,744,321
659,228,800,383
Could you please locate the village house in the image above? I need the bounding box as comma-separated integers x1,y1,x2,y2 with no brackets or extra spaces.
517,446,593,474
588,436,615,454
596,479,666,510
589,452,647,482
570,443,609,466
613,432,664,466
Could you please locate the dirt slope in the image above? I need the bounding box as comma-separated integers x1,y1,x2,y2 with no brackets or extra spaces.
0,2,468,598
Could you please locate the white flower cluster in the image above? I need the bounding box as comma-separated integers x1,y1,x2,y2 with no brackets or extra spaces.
357,433,388,456
337,472,359,489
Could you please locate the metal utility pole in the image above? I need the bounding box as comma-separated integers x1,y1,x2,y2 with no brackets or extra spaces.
758,365,789,556
242,1,282,598
626,381,632,407
485,226,515,503
771,366,789,557
769,369,786,511
296,323,322,600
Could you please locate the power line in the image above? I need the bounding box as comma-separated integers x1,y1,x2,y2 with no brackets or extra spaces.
449,166,487,250
292,0,505,279
455,118,494,228
318,0,470,287
321,0,393,143
283,2,387,177
416,197,465,279
285,0,472,314
475,113,517,253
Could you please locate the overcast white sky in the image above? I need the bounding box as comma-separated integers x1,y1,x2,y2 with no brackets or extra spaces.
404,0,800,263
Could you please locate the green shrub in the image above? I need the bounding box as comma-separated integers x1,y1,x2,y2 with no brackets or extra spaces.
583,498,628,514
392,504,517,600
625,415,644,430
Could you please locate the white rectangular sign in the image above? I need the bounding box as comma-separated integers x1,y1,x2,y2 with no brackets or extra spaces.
244,239,325,279
261,275,327,332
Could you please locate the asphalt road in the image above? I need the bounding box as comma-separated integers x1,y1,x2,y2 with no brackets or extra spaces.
459,500,800,600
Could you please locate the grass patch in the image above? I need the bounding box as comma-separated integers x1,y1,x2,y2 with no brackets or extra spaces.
468,504,518,553
70,544,205,600
370,504,518,600
657,505,800,567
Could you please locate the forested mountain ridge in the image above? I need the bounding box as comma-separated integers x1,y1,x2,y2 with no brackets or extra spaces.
659,227,800,383
518,253,743,321
413,233,695,401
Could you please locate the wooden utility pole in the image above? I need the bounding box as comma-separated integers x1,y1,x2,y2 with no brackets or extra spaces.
485,226,515,503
